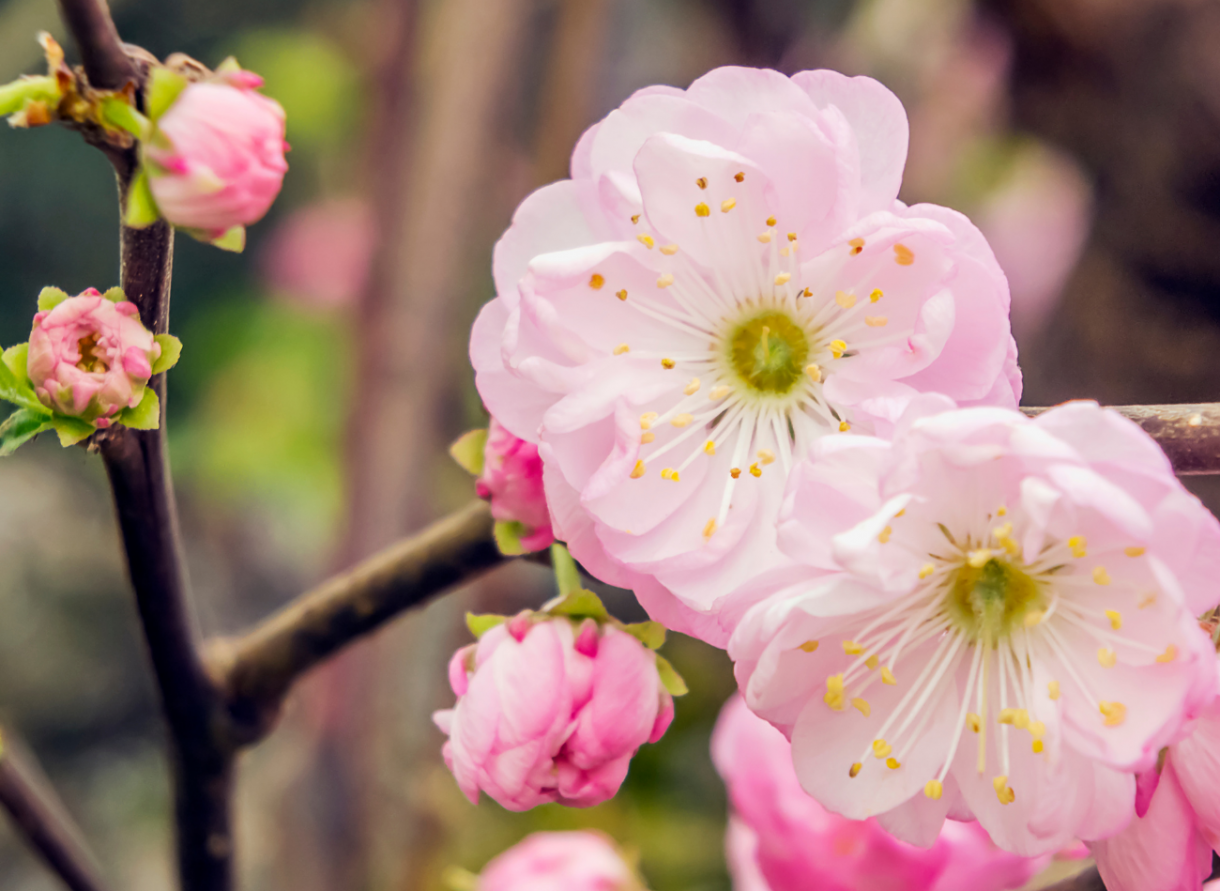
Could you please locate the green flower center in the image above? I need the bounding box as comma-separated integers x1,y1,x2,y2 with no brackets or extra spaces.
725,310,810,395
945,558,1046,643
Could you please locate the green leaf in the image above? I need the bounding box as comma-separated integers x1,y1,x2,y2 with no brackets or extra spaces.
493,520,527,556
36,287,69,311
101,287,126,304
115,387,160,430
547,588,609,622
623,621,666,650
146,67,189,122
0,344,43,411
448,428,487,475
0,408,52,456
465,612,506,639
152,334,182,375
551,542,581,595
100,96,151,139
49,414,95,447
125,168,161,228
209,226,246,253
654,654,689,697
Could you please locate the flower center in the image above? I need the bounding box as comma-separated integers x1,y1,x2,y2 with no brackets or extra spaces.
76,333,109,373
724,310,810,396
944,557,1046,644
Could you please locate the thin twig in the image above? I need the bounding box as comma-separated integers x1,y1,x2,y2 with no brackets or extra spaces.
53,0,133,90
211,499,504,746
0,731,111,891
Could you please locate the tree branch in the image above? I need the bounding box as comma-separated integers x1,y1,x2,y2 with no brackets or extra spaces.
1039,866,1105,891
211,499,505,745
53,0,134,90
0,731,111,891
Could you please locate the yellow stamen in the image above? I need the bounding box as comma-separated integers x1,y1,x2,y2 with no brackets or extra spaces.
657,273,674,288
671,413,693,428
710,385,731,400
799,640,819,653
630,460,646,479
803,287,813,297
1099,701,1127,727
872,739,892,759
787,232,797,242
664,469,679,482
893,243,915,265
757,449,775,465
734,171,745,182
924,779,943,800
703,440,715,455
852,698,871,717
865,315,888,327
660,244,679,255
696,177,708,190
661,358,675,369
835,290,856,308
865,655,879,670
1093,566,1111,586
1068,535,1087,558
842,640,865,655
721,198,736,212
1048,680,1060,700
613,343,630,355
774,272,792,286
637,234,655,248
640,432,655,444
616,289,628,301
992,775,1014,805
967,713,981,733
881,667,897,685
878,526,892,544
1024,610,1044,628
631,214,641,224
919,563,936,580
1156,644,1178,663
757,231,772,243
1032,740,1044,754
805,363,822,382
1105,610,1123,630
766,216,777,227
869,288,883,302
703,518,716,539
589,273,605,289
849,237,865,256
830,339,846,359
886,757,901,769
684,378,701,396
838,421,850,433
967,549,993,568
695,203,710,217
730,468,741,479
824,674,845,711
1098,648,1117,668
996,505,1007,516
749,463,762,477
640,412,658,430
1125,546,1146,557
849,762,862,778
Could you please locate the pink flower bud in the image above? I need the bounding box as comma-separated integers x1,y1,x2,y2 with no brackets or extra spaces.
145,77,287,237
477,418,552,552
432,619,673,811
27,290,160,424
477,831,640,891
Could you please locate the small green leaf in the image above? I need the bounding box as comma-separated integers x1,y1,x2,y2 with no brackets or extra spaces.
115,387,160,430
0,344,43,411
655,654,689,697
0,408,52,456
146,67,189,122
547,588,609,622
551,543,582,596
449,428,487,475
152,334,182,375
101,287,126,304
100,96,151,139
36,287,69,311
49,414,95,447
493,520,527,556
465,612,506,639
214,56,243,76
623,621,667,650
208,226,246,253
125,168,161,228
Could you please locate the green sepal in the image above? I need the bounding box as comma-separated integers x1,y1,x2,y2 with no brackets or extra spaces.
551,542,581,595
101,287,126,303
125,168,161,228
115,387,160,430
0,75,60,118
36,286,69,311
100,96,151,140
152,334,182,375
654,654,688,697
0,344,44,411
146,67,188,122
493,520,527,556
49,414,95,447
214,56,243,76
465,612,506,639
208,226,246,253
449,428,487,475
0,408,52,456
547,588,609,622
623,621,666,650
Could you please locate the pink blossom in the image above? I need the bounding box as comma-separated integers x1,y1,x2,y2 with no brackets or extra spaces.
730,399,1220,856
1090,694,1220,891
146,78,287,237
477,419,554,551
27,289,160,426
470,66,1020,646
714,695,1046,891
477,831,641,891
260,198,373,308
433,616,673,811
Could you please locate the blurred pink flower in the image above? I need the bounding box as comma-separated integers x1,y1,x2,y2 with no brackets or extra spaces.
147,77,288,237
470,66,1020,647
433,616,673,811
28,289,160,426
714,695,1046,891
477,831,641,891
730,399,1220,856
261,198,374,307
477,418,553,551
1090,694,1220,891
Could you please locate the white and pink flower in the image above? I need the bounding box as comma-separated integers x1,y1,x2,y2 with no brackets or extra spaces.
475,831,642,891
471,66,1020,645
730,399,1220,856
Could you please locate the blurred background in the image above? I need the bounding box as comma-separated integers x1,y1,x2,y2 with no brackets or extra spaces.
0,0,1217,888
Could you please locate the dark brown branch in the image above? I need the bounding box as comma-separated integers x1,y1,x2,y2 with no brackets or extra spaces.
0,732,111,891
1039,866,1105,891
1023,403,1220,475
53,0,134,90
211,499,505,746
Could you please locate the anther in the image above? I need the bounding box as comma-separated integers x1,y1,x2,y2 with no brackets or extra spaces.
671,413,693,427
779,247,791,257
894,243,915,265
695,203,710,217
640,412,658,429
881,667,896,685
613,343,630,355
799,640,819,653
992,776,1015,805
1105,610,1122,630
824,674,846,711
886,757,901,770
774,272,792,285
709,385,732,400
1032,740,1044,754
842,640,865,655
660,244,679,255
1098,648,1117,668
749,463,762,477
849,762,862,778
1154,644,1177,663
1093,566,1111,585
730,468,741,479
1099,701,1127,727
660,468,680,482
616,289,628,301
865,315,888,327
870,289,883,302
865,655,879,670
721,198,736,212
1125,546,1146,557
696,177,708,189
757,449,775,465
703,440,715,455
657,273,674,288
661,358,676,369
766,216,777,227
703,518,716,539
803,287,813,297
838,421,850,433
757,232,772,243
630,460,646,479
830,339,846,359
1024,610,1045,628
967,549,993,568
641,432,655,443
1068,536,1087,558
835,290,856,308
637,234,655,249
849,237,865,256
919,563,935,579
872,739,892,759
878,526,892,544
631,214,641,224
924,780,943,800
589,273,605,289
1048,680,1060,700
734,171,745,182
852,698,871,717
684,378,701,395
967,713,981,733
805,364,822,382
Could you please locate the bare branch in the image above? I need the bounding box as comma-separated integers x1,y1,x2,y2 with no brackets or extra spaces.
211,499,505,745
0,731,111,891
1038,866,1105,891
54,0,134,90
